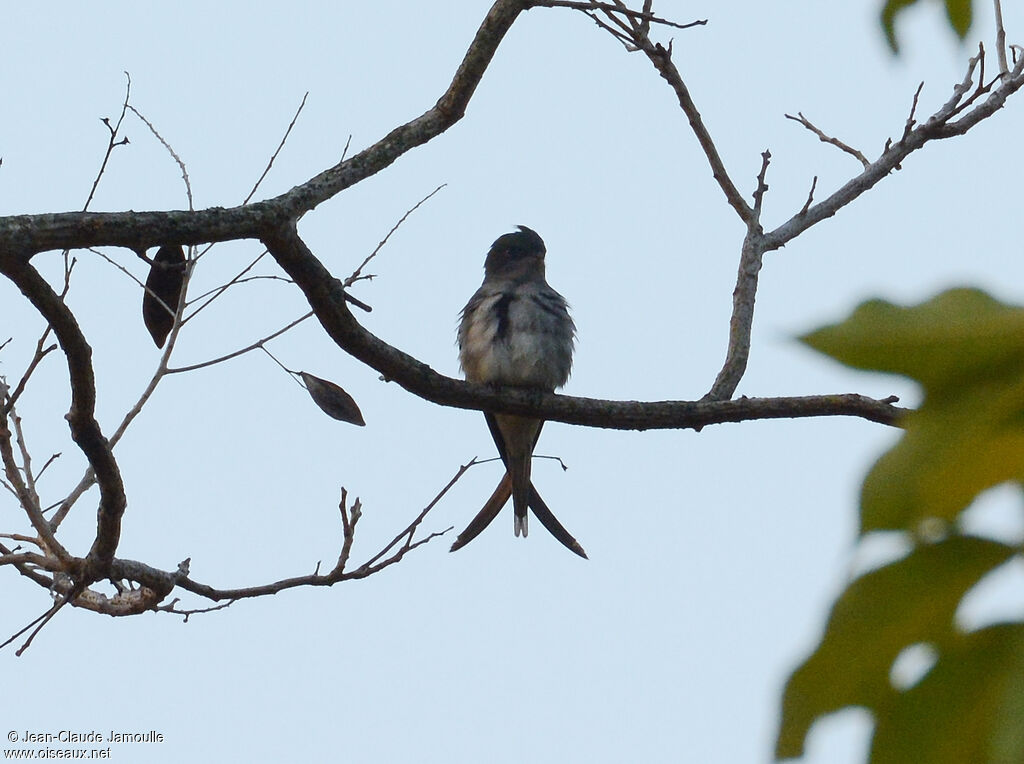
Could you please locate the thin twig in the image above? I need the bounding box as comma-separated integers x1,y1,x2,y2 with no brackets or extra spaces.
11,411,40,510
752,150,771,216
638,41,753,223
83,73,132,212
183,250,271,322
257,347,310,393
902,82,926,140
127,104,193,211
155,598,235,622
186,274,291,304
0,592,73,656
4,337,58,414
0,405,70,562
799,176,818,216
355,459,473,571
344,184,447,287
332,489,359,575
35,452,61,482
785,112,871,168
584,11,637,48
243,92,309,205
167,311,314,374
598,0,640,38
0,532,45,545
531,0,706,32
88,247,146,289
0,541,53,588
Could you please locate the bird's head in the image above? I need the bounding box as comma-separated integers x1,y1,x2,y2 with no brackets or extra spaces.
483,225,547,281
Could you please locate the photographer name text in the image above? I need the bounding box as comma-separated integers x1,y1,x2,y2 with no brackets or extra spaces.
12,731,163,744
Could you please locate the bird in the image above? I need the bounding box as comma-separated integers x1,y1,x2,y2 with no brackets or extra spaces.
451,225,587,558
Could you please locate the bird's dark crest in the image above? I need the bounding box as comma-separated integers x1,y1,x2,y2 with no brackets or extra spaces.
485,225,546,273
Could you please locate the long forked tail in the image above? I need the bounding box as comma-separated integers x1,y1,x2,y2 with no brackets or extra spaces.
449,474,588,559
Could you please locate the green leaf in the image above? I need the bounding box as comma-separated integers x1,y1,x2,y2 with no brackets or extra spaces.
801,289,1024,533
775,535,1017,759
881,0,920,53
871,623,1024,764
989,634,1024,764
945,0,973,40
860,395,1024,532
802,289,1024,395
880,0,973,53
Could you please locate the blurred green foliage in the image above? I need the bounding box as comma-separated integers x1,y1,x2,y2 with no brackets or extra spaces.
882,0,973,52
777,289,1024,763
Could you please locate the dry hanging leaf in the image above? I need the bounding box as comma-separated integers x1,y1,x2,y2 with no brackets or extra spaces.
142,244,186,347
299,371,365,426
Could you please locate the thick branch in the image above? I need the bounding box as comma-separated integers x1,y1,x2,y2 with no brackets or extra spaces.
707,228,765,400
0,257,126,577
265,215,903,429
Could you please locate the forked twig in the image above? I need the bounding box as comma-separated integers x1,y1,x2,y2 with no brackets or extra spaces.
83,73,132,212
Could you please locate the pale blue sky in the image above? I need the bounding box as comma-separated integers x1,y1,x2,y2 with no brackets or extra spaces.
3,3,1023,762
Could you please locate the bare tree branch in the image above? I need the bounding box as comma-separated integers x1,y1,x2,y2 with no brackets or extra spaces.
785,112,871,168
768,50,1024,251
176,461,468,602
